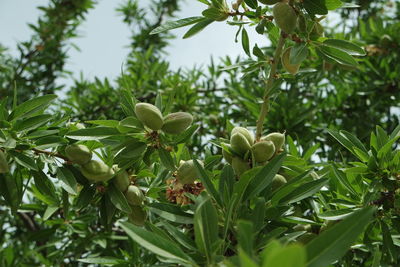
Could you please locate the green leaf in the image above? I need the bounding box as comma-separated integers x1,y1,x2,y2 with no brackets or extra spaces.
323,39,366,56
0,173,23,212
183,18,214,39
43,206,59,220
381,220,397,263
9,94,57,121
78,257,126,265
244,0,258,9
237,220,254,257
243,153,286,201
202,7,223,20
278,178,329,205
325,0,343,10
290,43,309,65
107,184,132,214
119,221,194,265
319,45,358,66
303,0,328,15
158,148,176,171
148,202,193,224
56,167,78,195
193,158,223,207
263,244,306,267
150,16,205,35
318,208,356,220
66,127,120,140
32,170,59,205
13,114,52,132
305,207,375,267
12,152,38,171
75,185,96,210
331,165,359,198
194,195,219,262
242,28,251,57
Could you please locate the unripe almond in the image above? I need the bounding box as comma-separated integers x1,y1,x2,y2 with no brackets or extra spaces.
0,150,9,173
162,112,193,134
251,140,275,162
134,103,163,131
231,157,251,177
65,144,92,165
259,0,280,5
177,160,203,184
271,174,287,191
221,143,233,164
125,185,145,206
281,47,300,75
112,166,130,192
262,132,285,151
273,2,297,34
231,126,254,145
230,133,251,155
128,205,147,226
80,160,115,182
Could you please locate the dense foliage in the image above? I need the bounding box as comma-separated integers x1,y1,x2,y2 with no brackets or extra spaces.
0,0,399,266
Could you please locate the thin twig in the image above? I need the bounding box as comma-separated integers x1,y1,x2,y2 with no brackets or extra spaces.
255,32,286,141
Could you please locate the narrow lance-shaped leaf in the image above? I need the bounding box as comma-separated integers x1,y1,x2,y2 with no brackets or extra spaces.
305,206,375,267
150,16,205,35
119,221,195,265
194,195,220,263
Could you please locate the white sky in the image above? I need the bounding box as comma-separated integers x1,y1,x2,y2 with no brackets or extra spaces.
0,0,266,84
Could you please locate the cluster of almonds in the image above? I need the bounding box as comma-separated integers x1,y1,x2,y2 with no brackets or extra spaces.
222,127,287,189
134,102,193,135
65,144,146,226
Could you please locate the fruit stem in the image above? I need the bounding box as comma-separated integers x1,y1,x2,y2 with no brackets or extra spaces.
255,32,286,141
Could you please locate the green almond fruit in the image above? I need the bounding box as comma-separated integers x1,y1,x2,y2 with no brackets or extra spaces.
80,160,115,182
221,143,233,164
0,150,10,174
65,144,92,165
231,126,254,145
251,140,275,162
128,205,147,226
177,160,203,184
281,47,301,75
232,157,251,177
112,166,130,192
271,174,287,191
134,103,164,131
261,132,285,151
162,112,193,134
230,133,252,155
273,2,297,34
125,185,145,206
259,0,281,5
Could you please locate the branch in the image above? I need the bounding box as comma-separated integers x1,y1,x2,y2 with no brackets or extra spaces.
255,32,286,141
32,148,71,162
